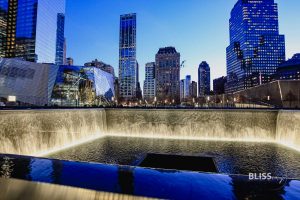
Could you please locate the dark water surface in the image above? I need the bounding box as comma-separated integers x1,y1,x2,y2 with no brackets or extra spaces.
49,136,300,178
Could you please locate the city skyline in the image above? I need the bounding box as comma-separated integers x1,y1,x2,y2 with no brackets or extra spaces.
65,0,300,89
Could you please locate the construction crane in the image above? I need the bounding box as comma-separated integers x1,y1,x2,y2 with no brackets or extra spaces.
180,60,186,68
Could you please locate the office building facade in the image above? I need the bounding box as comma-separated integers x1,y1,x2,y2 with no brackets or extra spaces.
226,0,285,93
0,0,65,63
155,47,180,102
190,81,197,98
119,13,138,100
0,0,8,57
213,76,227,95
198,61,210,96
180,79,185,101
276,54,300,81
143,62,155,101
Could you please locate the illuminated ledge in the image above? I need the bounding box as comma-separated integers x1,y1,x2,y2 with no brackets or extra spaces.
0,178,153,200
0,154,300,199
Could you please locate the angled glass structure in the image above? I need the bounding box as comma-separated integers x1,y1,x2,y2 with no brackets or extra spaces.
226,0,285,93
119,13,138,100
51,65,115,106
0,0,65,63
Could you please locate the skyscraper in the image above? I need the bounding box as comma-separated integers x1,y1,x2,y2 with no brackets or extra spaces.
180,75,197,102
0,0,8,58
213,76,227,95
119,13,138,101
0,0,65,63
184,75,191,98
55,13,65,65
155,47,180,103
180,79,185,101
143,62,156,101
226,0,285,93
190,81,197,99
63,38,67,65
198,61,211,97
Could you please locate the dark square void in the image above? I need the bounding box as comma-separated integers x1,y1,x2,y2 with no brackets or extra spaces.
137,153,218,173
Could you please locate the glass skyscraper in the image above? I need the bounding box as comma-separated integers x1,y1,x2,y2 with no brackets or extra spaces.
184,75,191,98
55,13,65,65
119,13,138,101
0,0,65,63
226,0,285,93
0,0,8,57
198,61,211,97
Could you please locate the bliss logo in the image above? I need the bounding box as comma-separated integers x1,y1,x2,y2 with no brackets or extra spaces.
249,173,272,180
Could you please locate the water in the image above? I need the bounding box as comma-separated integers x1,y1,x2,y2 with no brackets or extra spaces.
0,109,106,155
106,109,278,142
1,109,300,156
49,136,300,179
276,110,300,151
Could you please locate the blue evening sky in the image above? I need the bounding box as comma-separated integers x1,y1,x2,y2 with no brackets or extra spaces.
65,0,300,88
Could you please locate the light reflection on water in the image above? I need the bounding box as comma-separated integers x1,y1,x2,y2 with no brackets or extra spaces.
49,136,300,179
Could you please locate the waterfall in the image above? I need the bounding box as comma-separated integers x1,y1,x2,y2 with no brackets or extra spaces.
276,110,300,151
105,109,278,142
0,109,107,156
1,109,299,156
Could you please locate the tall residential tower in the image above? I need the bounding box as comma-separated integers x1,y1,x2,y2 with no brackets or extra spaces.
119,13,138,101
226,0,285,93
55,13,65,65
155,47,180,102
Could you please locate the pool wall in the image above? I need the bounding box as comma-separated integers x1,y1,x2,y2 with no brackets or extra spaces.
0,109,106,155
0,109,299,155
276,110,300,151
105,109,278,142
